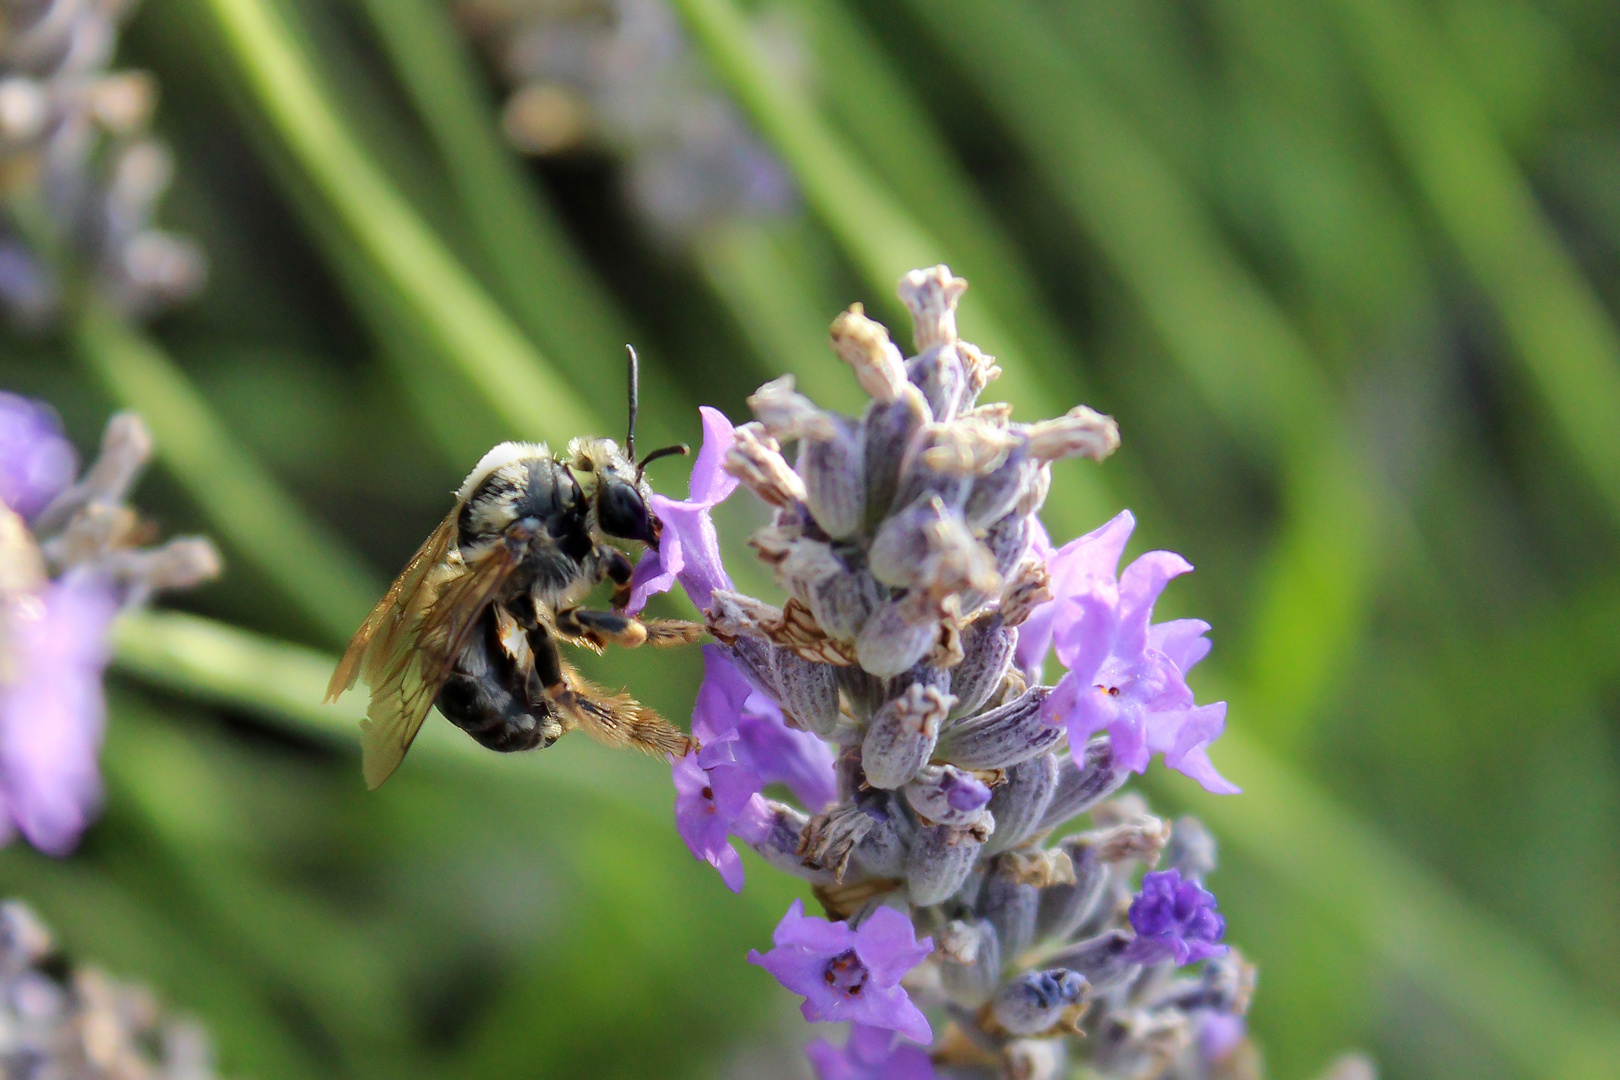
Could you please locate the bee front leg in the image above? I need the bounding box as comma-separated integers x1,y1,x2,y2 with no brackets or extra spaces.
602,547,635,610
558,607,707,650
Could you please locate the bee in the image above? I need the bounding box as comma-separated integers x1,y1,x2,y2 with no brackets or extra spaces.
327,348,704,788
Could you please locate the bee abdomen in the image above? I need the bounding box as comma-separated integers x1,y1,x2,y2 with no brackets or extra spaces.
436,610,565,752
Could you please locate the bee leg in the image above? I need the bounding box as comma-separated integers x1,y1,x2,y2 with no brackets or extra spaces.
558,607,708,650
557,606,647,649
602,547,634,610
526,622,694,757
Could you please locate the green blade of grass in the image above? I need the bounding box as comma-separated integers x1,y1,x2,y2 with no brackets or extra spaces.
195,0,605,446
1169,727,1620,1080
667,0,1121,531
352,0,692,449
75,305,380,646
1331,0,1620,529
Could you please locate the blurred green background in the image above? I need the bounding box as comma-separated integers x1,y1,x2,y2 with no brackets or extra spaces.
3,0,1619,1077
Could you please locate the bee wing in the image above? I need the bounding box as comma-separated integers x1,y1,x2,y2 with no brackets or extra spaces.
358,542,525,789
327,512,458,703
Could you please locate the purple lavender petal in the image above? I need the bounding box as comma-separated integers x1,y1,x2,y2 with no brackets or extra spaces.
1148,618,1213,673
852,905,934,986
688,406,739,504
941,769,991,812
0,575,117,855
750,900,935,1045
627,407,739,614
0,393,78,520
672,752,760,893
1150,701,1239,795
1114,550,1193,658
733,690,837,810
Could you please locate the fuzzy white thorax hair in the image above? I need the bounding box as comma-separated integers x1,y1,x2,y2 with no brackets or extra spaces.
456,442,549,503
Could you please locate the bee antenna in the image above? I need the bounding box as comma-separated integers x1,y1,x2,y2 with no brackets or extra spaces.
625,344,640,462
637,443,690,480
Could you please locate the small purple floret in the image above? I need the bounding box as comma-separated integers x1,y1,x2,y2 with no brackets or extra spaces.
629,406,738,613
0,392,77,520
671,751,763,894
939,769,991,812
1,575,118,854
805,1024,936,1080
1123,869,1229,967
1031,510,1238,795
748,899,934,1044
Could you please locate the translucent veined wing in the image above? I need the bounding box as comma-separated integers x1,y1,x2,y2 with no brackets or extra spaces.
356,540,523,788
327,512,457,703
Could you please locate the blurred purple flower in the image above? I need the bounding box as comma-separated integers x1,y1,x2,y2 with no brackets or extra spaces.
1122,869,1228,967
1200,1012,1247,1061
0,574,117,854
748,899,934,1044
629,406,737,613
805,1024,936,1080
1035,511,1238,795
0,393,77,520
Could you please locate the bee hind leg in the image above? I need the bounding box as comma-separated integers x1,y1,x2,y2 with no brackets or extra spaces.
527,622,695,757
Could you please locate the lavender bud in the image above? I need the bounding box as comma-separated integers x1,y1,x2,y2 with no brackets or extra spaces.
936,686,1062,770
829,303,907,404
797,415,866,539
835,665,888,723
1025,406,1120,464
1048,929,1138,990
1078,811,1172,867
992,969,1087,1036
769,649,840,737
868,495,955,589
1003,1038,1066,1080
799,803,876,881
898,265,967,351
936,918,1002,1007
982,509,1033,580
862,682,954,789
854,595,938,678
861,384,931,525
1035,838,1109,943
802,557,884,641
1166,815,1219,881
964,442,1040,531
979,861,1040,960
723,422,805,507
747,375,838,442
906,343,968,422
983,752,1060,854
745,800,838,884
1037,737,1130,832
904,764,992,825
847,801,914,880
949,614,1017,719
906,819,990,905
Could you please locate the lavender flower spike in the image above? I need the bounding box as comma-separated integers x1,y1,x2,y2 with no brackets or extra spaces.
749,899,934,1044
1122,869,1229,966
0,396,219,855
805,1024,936,1080
628,406,738,613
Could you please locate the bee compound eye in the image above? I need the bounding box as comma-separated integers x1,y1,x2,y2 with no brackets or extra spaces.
598,478,655,543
